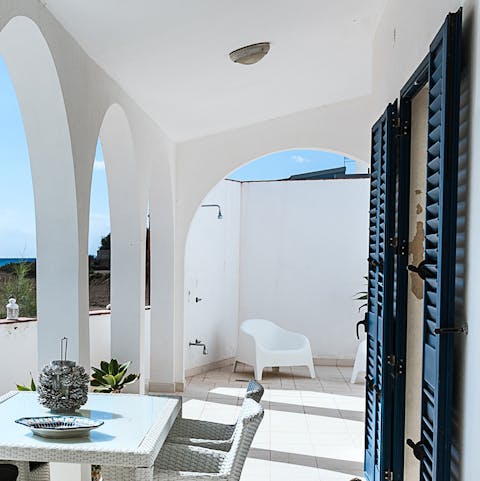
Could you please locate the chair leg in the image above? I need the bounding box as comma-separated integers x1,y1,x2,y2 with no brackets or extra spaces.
351,340,367,384
0,465,18,481
232,360,238,373
254,364,263,381
307,361,315,379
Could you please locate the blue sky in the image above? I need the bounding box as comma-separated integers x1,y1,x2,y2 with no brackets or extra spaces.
228,150,360,181
0,57,364,258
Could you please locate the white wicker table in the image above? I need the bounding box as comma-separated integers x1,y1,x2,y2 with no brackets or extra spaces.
0,391,181,481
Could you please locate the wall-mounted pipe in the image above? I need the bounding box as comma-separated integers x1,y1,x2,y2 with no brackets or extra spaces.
189,339,208,355
201,204,223,219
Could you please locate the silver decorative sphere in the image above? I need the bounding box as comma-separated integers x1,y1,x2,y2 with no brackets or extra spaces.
38,360,89,412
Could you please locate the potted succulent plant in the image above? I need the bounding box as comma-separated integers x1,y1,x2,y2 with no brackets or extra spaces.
90,359,139,393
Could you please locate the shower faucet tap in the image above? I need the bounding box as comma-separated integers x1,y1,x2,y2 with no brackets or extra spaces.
189,339,208,355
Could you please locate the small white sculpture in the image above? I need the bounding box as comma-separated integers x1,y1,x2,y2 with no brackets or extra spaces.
6,298,19,320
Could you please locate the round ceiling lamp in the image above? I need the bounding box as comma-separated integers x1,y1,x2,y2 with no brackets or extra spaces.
229,42,270,65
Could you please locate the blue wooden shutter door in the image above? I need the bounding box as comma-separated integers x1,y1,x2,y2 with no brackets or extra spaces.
418,9,462,481
365,103,397,481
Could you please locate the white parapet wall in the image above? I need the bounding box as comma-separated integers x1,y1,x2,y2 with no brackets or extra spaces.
0,309,151,396
0,320,38,394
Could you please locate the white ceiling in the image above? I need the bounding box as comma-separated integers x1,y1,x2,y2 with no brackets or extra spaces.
45,1,387,141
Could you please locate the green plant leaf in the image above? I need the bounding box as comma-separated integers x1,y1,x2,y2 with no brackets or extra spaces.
118,361,130,373
103,374,116,386
92,367,107,378
16,384,31,391
90,379,102,387
30,376,36,392
123,373,139,385
114,371,125,383
93,387,112,393
110,359,119,376
100,361,109,374
91,372,105,382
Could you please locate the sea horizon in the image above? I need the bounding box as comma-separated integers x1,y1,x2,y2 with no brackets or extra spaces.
0,258,36,268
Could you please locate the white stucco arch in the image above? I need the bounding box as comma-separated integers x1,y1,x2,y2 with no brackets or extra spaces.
0,16,83,367
180,145,368,380
98,103,147,390
172,96,374,382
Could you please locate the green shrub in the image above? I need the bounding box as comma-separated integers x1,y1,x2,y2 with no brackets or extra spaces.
0,262,36,318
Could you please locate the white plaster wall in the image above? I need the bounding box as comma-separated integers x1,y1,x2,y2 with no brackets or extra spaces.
184,181,241,371
89,309,151,382
239,179,370,361
89,313,111,371
0,321,37,395
184,178,370,370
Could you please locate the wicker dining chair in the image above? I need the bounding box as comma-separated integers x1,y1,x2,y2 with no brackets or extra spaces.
153,397,264,481
166,379,264,451
0,461,50,481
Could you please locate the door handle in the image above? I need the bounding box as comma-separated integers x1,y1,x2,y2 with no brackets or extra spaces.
406,438,425,461
407,260,432,280
356,315,367,339
195,297,202,303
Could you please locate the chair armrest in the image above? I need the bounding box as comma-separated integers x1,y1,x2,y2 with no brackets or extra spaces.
168,418,235,441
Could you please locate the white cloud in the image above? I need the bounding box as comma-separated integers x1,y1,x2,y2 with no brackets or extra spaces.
93,160,105,171
292,154,311,164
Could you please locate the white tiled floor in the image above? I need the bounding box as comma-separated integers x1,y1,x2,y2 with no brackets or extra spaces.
182,364,366,481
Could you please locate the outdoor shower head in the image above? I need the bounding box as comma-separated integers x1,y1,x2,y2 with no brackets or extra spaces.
201,204,223,219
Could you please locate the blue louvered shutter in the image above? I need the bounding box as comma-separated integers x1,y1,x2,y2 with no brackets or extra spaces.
364,103,397,481
417,10,462,481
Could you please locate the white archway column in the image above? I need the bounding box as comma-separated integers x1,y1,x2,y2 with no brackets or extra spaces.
148,154,177,391
0,17,85,367
100,105,146,391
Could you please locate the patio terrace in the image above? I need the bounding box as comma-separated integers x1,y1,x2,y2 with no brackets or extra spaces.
180,365,365,481
0,1,479,480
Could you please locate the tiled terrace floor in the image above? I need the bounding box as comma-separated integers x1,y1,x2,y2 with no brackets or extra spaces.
182,364,365,481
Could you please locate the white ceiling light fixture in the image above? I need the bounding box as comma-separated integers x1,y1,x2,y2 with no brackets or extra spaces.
229,42,270,65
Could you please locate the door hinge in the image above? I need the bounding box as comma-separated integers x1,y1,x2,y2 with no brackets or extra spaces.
368,256,383,269
389,237,407,256
394,116,409,136
387,354,405,375
385,470,394,481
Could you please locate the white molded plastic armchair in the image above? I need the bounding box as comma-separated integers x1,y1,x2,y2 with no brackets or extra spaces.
234,319,315,380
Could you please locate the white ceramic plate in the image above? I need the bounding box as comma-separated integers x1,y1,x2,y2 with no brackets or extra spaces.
15,416,104,439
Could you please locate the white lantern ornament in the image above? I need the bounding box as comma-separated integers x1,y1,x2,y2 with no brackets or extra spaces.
6,298,19,320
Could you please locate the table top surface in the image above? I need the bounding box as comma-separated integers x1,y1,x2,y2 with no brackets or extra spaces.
0,391,180,466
